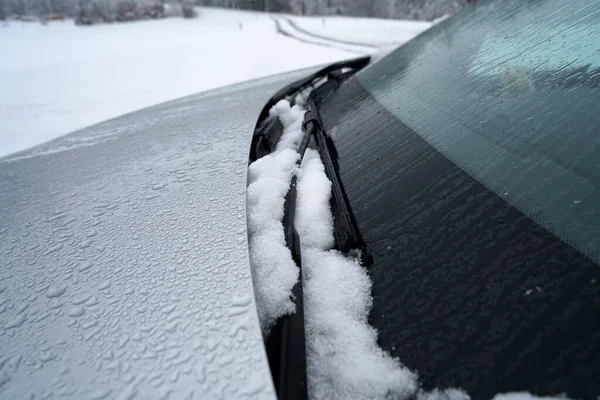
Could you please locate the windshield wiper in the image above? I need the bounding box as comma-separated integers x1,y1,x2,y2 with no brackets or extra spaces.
305,96,361,253
253,57,369,400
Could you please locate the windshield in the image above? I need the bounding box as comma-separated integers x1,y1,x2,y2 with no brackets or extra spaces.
356,0,600,264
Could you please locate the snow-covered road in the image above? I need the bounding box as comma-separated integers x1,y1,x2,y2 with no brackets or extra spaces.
0,8,430,158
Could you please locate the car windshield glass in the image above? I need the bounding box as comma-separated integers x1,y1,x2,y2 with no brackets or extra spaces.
355,0,600,263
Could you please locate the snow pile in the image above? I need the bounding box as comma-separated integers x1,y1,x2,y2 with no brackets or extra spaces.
296,149,416,399
271,99,307,153
294,86,313,108
302,247,417,400
247,99,307,335
294,149,334,250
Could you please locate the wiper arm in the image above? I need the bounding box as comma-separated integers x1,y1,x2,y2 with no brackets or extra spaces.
257,56,370,121
251,56,370,162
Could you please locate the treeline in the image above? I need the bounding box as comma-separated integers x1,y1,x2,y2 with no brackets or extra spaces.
0,0,469,22
0,0,198,23
199,0,470,20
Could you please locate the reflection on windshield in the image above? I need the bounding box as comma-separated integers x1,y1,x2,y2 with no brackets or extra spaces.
356,0,600,263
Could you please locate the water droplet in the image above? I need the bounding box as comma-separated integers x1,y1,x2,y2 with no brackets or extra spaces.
98,281,111,290
86,296,99,306
44,243,64,256
161,304,176,315
39,352,55,363
91,388,112,400
78,261,93,272
47,285,67,298
67,305,85,317
5,314,26,329
87,230,99,238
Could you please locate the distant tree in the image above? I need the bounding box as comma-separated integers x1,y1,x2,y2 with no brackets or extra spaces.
181,1,196,17
11,0,27,16
115,0,136,21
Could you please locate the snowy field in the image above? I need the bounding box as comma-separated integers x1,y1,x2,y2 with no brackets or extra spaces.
0,8,431,158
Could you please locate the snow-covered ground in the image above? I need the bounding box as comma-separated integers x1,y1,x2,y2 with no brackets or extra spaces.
0,8,431,158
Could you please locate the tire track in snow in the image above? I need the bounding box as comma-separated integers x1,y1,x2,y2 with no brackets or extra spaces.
272,17,373,56
284,17,380,51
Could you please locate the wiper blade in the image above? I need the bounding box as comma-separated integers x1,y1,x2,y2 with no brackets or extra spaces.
305,97,361,253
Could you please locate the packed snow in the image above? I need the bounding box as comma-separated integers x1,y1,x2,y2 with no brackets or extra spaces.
297,149,415,400
0,8,432,158
247,98,308,334
271,99,307,152
247,147,300,335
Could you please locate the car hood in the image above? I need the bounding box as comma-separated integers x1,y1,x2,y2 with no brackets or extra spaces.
0,66,322,399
